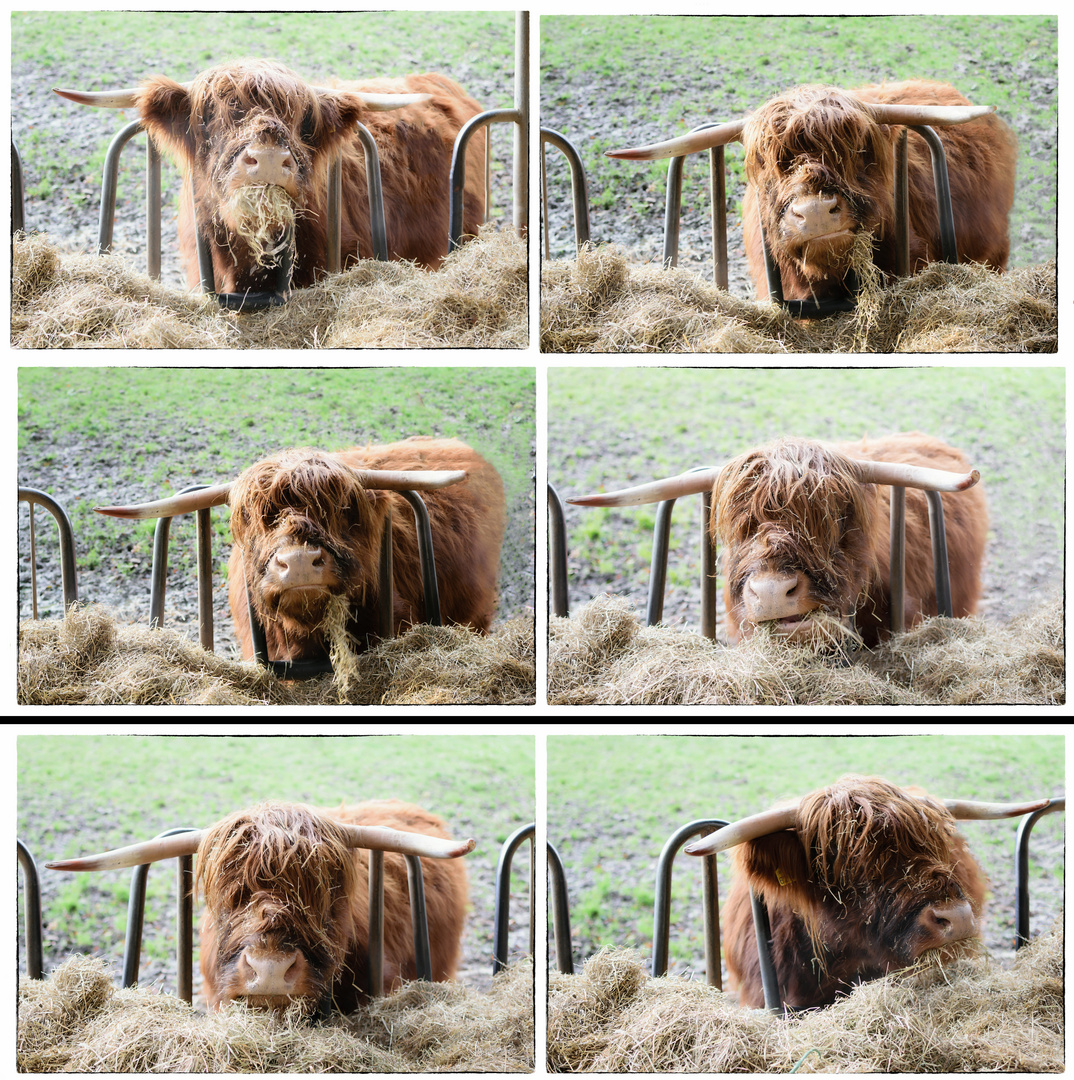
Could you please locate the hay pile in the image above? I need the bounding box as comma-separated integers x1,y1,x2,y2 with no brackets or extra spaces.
18,955,534,1072
11,227,527,349
548,921,1063,1072
17,604,535,706
540,243,1057,352
548,594,1063,705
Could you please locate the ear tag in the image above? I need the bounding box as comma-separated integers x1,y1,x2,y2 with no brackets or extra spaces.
776,868,795,887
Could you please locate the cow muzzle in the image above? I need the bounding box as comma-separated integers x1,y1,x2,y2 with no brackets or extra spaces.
233,143,300,199
267,544,333,598
783,193,857,244
914,899,978,954
743,569,817,626
231,946,314,1006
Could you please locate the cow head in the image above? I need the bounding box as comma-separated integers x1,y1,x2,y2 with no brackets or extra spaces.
54,60,431,290
685,777,1049,995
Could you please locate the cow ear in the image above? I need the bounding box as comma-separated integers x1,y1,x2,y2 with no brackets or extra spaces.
313,93,372,152
137,76,196,160
731,831,815,912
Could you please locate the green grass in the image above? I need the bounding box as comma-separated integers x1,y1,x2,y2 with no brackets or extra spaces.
548,734,1064,963
541,15,1056,267
18,366,535,597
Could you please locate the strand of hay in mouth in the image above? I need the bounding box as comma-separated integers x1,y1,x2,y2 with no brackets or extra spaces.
548,920,1063,1072
540,243,1056,353
548,593,1064,705
221,183,298,270
11,227,526,349
17,603,535,706
18,955,533,1072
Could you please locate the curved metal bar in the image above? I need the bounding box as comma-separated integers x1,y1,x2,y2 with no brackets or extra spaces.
403,854,432,981
889,486,907,634
652,819,727,984
895,127,909,277
122,827,197,999
12,139,25,235
547,483,569,617
540,129,591,253
700,490,716,640
368,849,385,996
397,489,442,627
98,119,146,254
493,822,535,975
449,108,523,250
149,483,213,631
663,153,685,268
547,839,574,975
1014,797,1065,949
19,487,79,612
353,121,387,261
749,888,782,1013
647,498,677,626
17,840,44,980
924,490,953,618
909,124,958,263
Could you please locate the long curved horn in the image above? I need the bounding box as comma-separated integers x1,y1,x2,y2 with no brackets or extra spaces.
942,797,1053,819
46,830,205,872
53,86,144,109
684,793,1053,857
851,459,980,492
568,467,722,508
350,91,433,111
96,483,233,520
95,468,467,521
859,100,995,127
605,119,748,162
338,825,476,859
351,469,467,491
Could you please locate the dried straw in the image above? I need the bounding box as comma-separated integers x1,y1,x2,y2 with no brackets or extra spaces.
12,227,527,349
548,594,1063,705
541,243,1056,353
17,603,535,706
548,918,1063,1072
18,955,534,1072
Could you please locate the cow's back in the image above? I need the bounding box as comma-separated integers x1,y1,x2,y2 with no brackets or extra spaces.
833,432,988,643
322,799,469,1004
853,79,1017,272
338,73,486,269
338,437,506,634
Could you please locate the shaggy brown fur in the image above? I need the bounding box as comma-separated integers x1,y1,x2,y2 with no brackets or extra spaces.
135,59,486,292
226,436,505,663
712,433,988,647
724,775,989,1008
740,80,1017,302
197,799,468,1013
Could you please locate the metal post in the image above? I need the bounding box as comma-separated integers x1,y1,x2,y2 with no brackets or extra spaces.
924,491,953,617
403,854,432,981
749,888,781,1013
652,819,727,984
540,130,591,253
19,488,79,613
17,840,43,980
547,840,574,974
513,10,529,236
1014,797,1065,949
368,849,385,996
709,145,728,290
700,490,716,640
889,486,907,634
493,822,535,974
646,499,676,626
548,484,569,617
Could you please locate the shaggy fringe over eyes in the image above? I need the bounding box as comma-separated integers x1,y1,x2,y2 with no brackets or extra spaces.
744,85,893,200
796,775,965,897
712,438,879,588
191,60,326,141
228,449,376,548
196,802,359,961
